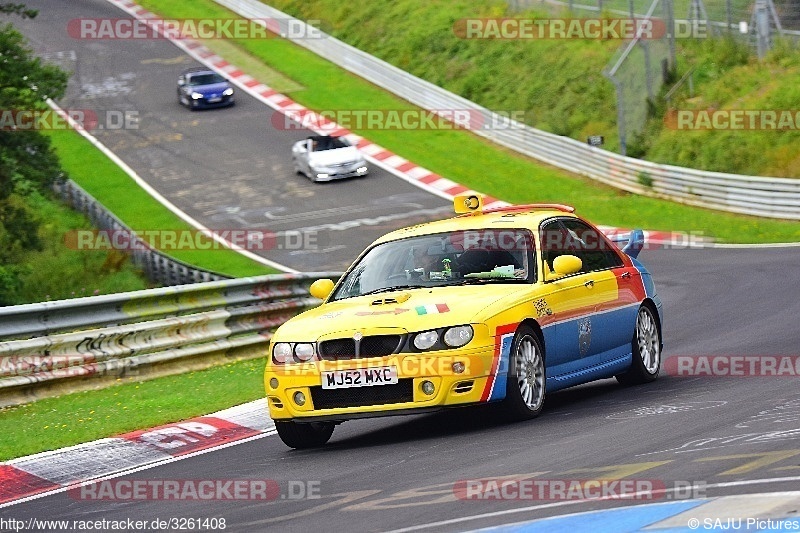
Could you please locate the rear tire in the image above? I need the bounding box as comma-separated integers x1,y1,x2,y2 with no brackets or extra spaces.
616,304,661,385
275,421,334,449
501,325,546,421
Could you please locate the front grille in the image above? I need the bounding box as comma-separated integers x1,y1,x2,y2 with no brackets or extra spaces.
319,339,355,359
361,335,403,356
318,335,403,360
310,379,414,409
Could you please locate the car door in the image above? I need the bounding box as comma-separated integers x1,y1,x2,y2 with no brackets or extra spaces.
538,218,619,386
558,218,635,365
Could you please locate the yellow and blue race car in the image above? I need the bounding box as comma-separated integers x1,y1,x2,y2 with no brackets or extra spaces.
265,195,663,449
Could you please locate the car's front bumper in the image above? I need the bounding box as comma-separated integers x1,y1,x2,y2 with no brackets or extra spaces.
264,344,499,422
190,95,235,109
310,163,368,181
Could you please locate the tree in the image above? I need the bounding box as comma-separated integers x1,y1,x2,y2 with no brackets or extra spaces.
0,7,69,303
0,3,37,19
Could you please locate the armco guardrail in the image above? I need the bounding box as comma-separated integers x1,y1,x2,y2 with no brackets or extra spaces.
0,273,339,405
54,178,230,286
213,0,800,220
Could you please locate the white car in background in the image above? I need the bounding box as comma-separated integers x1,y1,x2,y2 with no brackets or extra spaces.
292,135,369,182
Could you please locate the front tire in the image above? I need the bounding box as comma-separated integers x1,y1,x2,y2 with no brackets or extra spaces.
616,304,661,385
502,325,546,421
275,421,334,449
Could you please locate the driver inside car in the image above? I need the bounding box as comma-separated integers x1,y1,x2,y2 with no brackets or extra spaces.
408,246,448,281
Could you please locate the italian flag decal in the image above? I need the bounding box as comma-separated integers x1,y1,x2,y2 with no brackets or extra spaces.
415,303,450,315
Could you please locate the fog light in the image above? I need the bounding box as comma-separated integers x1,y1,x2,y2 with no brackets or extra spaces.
452,362,465,374
421,380,435,395
269,377,279,389
293,391,306,406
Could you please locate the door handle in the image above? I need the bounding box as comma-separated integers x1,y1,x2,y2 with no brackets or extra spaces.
584,280,594,288
621,271,631,279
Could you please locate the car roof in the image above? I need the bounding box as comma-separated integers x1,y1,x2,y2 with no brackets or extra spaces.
372,205,581,245
181,67,218,76
306,135,340,141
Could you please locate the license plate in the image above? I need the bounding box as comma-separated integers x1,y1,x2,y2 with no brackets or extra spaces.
321,366,398,389
208,97,222,103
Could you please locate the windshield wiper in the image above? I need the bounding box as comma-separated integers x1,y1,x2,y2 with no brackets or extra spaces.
454,276,522,285
361,285,425,296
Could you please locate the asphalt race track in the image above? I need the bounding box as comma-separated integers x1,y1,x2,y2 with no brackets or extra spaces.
12,0,451,272
4,246,800,531
6,1,800,531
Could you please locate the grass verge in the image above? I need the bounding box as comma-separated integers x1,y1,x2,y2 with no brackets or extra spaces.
45,128,279,277
0,357,266,461
4,191,149,304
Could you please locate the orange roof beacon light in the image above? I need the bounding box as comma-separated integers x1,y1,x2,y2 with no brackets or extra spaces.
453,194,484,215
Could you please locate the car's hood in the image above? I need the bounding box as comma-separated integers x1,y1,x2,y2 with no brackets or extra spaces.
308,146,363,167
275,284,527,341
190,82,230,95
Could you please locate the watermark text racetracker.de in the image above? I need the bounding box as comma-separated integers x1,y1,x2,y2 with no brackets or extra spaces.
273,108,530,131
452,17,708,39
68,478,321,501
0,109,139,131
665,109,800,130
68,17,325,40
453,478,707,501
64,229,318,252
664,355,800,377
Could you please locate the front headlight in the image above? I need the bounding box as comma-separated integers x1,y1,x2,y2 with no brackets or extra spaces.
191,92,203,99
222,87,234,96
413,330,439,350
294,343,316,362
443,325,473,347
272,342,317,363
272,343,292,364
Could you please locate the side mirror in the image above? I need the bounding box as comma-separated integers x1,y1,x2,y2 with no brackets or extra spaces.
550,255,582,278
309,279,335,300
178,77,185,86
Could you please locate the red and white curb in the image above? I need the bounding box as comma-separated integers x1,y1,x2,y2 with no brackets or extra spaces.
0,400,274,507
102,0,708,249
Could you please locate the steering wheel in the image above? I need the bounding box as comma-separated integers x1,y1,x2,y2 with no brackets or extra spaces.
386,273,410,283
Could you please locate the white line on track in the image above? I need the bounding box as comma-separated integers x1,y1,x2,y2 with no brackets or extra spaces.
381,478,800,533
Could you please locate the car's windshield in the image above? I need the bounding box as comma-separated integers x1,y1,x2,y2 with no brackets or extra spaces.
331,229,534,301
187,73,226,86
310,136,350,151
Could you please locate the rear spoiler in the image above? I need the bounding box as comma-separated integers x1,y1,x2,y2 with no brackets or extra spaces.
608,229,644,259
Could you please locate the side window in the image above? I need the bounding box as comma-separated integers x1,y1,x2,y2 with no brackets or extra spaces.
540,218,623,274
540,219,570,273
560,219,623,272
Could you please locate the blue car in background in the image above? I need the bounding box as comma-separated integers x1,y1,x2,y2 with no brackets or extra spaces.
177,67,235,110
